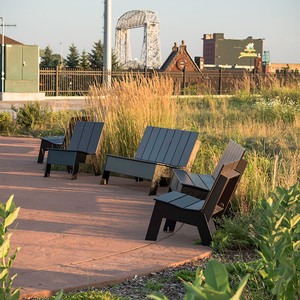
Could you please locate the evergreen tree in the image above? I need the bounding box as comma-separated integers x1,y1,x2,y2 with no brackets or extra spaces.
79,50,90,70
65,43,80,68
112,49,120,70
40,46,55,68
88,40,104,69
88,40,120,70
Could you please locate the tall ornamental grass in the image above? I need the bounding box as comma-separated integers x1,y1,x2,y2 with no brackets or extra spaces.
85,74,178,167
178,86,299,214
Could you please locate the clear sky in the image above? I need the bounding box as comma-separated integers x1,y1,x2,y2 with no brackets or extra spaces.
1,0,300,64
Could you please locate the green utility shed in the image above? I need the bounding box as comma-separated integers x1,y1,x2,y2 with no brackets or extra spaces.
0,44,39,93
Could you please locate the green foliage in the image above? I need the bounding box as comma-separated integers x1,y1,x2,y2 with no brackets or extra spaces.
11,102,54,130
225,260,270,299
66,44,80,68
143,280,164,292
87,40,119,70
79,50,90,70
254,96,297,123
211,213,258,253
0,112,13,134
45,289,128,300
174,269,196,283
40,46,61,68
148,260,249,300
0,195,21,300
88,40,104,69
254,183,300,299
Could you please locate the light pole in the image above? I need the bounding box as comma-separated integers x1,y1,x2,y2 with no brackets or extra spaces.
103,0,112,85
60,42,63,67
1,17,4,93
0,17,16,94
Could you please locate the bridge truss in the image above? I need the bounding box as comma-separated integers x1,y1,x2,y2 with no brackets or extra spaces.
115,10,161,68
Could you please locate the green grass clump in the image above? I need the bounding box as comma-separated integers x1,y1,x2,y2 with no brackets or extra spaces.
174,269,196,283
46,290,129,300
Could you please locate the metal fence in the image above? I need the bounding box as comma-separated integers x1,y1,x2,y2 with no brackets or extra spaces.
39,67,300,96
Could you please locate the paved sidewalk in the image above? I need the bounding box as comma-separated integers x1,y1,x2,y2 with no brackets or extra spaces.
0,136,211,299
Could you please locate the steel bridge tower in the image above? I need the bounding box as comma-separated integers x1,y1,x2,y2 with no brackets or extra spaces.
115,10,161,68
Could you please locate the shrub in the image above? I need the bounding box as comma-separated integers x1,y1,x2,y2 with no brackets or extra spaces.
0,195,21,300
254,183,300,299
0,112,13,134
12,102,54,130
211,213,258,253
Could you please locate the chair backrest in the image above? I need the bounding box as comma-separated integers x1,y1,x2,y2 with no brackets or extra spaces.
134,126,199,167
68,121,104,154
212,140,245,180
202,160,241,220
64,116,89,147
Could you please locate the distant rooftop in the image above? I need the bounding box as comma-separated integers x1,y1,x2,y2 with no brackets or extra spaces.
0,34,23,45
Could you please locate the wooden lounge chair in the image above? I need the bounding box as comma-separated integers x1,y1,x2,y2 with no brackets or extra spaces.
169,139,246,199
100,126,200,195
44,121,104,180
145,160,246,245
37,116,88,163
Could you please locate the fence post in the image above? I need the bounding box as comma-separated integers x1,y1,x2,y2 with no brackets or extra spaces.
144,67,148,78
102,67,105,85
55,66,59,96
218,68,222,95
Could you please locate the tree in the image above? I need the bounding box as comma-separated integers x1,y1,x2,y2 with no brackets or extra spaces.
88,40,104,69
88,40,120,70
40,45,61,68
112,49,120,70
40,46,54,68
79,50,90,70
65,43,80,68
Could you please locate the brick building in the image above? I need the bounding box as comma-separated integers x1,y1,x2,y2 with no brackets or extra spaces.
161,41,201,72
203,33,263,69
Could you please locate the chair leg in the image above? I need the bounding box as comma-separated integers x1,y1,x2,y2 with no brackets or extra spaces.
37,143,46,164
145,202,163,241
163,219,176,232
100,170,110,185
197,214,212,246
71,161,79,180
44,164,51,177
67,166,72,173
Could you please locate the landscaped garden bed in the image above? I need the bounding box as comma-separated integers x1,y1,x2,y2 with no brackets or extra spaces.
0,74,299,299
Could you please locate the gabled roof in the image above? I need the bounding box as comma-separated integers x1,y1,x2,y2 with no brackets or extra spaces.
0,34,23,45
160,41,201,73
160,49,178,71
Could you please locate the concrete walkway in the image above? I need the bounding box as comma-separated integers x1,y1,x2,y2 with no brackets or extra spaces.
0,136,211,299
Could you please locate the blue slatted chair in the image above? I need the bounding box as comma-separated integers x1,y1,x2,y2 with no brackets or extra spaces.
44,121,104,180
100,126,200,195
37,116,88,164
145,160,246,245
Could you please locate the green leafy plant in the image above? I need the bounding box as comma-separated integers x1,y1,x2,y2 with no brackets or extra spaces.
211,213,258,253
148,260,249,300
174,269,196,283
0,112,13,134
225,260,270,299
46,289,128,299
254,183,300,299
0,195,21,300
144,280,164,292
11,102,53,129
